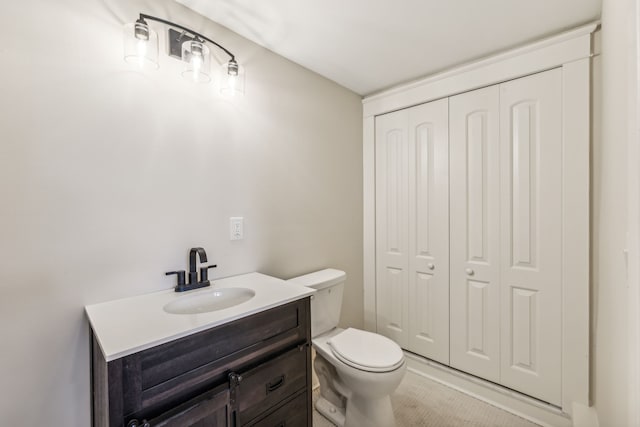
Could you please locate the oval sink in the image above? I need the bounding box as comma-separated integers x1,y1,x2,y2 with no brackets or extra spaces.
164,287,256,314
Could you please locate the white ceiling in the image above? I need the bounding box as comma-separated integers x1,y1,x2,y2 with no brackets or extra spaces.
176,0,601,96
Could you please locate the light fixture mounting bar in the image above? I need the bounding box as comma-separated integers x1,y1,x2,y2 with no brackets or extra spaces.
168,29,195,60
138,13,236,62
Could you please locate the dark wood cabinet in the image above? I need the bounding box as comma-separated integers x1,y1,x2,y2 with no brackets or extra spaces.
91,298,312,427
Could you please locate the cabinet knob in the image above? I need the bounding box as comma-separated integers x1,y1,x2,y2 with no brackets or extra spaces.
427,263,435,270
465,268,474,276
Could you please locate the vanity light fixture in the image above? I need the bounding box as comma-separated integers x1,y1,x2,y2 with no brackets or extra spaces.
123,14,245,96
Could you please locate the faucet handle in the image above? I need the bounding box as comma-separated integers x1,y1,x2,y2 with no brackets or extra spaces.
165,270,186,287
200,264,218,283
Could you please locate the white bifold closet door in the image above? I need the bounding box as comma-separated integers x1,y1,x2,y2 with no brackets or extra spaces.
376,68,564,405
449,85,501,383
450,70,563,404
498,69,562,406
375,108,410,347
375,99,450,364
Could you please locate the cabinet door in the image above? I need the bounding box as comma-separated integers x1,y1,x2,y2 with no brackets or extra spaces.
375,109,410,347
449,86,501,381
406,99,450,363
499,69,562,405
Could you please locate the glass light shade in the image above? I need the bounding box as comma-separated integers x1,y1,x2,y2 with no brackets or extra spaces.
181,40,211,83
123,22,159,69
220,61,245,96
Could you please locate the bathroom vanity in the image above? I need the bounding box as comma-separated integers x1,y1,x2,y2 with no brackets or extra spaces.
86,273,314,427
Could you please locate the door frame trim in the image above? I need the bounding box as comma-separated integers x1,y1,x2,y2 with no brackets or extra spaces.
627,1,640,425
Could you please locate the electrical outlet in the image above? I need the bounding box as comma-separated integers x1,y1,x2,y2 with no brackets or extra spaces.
230,217,243,240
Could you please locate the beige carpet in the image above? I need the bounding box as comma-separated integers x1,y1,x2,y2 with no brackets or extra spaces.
312,370,540,426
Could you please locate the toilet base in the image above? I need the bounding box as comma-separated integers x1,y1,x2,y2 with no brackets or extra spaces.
345,395,396,427
315,395,346,426
316,393,397,427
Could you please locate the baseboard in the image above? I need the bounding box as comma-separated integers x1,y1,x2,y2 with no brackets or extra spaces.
404,352,573,427
570,402,599,427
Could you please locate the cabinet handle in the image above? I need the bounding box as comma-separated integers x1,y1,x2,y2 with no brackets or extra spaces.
465,268,474,276
427,263,435,270
266,375,285,394
127,420,150,427
229,372,243,386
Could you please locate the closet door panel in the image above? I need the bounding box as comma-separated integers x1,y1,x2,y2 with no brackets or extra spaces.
407,99,450,363
499,69,562,406
375,109,410,347
449,86,501,381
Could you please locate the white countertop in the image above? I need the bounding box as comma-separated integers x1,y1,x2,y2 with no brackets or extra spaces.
85,272,315,362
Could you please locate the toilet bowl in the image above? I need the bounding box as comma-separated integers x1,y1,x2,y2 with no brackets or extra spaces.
287,269,406,427
313,328,406,427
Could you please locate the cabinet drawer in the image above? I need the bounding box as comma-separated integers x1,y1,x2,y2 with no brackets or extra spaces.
245,391,308,427
238,345,309,424
140,300,306,389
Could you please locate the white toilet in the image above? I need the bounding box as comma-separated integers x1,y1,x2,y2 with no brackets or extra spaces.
288,269,406,427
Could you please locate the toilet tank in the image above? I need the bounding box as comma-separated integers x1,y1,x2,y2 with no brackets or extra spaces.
287,269,346,338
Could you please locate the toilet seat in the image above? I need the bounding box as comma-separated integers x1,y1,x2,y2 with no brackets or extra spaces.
327,328,404,373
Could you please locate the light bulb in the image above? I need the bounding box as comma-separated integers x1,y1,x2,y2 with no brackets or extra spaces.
227,75,237,94
191,55,202,81
136,39,147,68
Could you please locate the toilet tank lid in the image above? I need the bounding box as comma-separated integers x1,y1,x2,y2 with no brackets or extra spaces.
287,268,346,290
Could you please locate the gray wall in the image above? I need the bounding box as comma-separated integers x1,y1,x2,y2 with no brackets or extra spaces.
592,0,632,424
0,0,363,425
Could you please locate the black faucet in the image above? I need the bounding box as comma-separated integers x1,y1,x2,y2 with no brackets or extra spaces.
166,247,217,292
188,247,207,285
